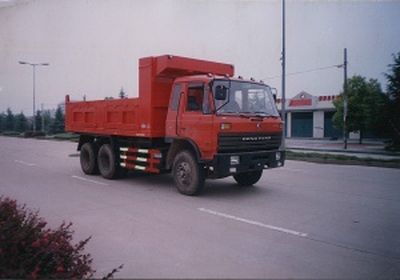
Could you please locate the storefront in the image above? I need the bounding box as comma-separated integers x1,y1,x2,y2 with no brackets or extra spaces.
276,91,343,139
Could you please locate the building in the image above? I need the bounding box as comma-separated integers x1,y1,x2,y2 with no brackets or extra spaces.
276,91,344,139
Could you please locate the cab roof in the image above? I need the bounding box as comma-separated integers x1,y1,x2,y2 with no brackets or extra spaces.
174,74,268,87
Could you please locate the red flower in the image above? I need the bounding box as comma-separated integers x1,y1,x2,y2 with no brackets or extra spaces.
30,266,40,279
30,271,37,279
40,237,49,246
31,240,40,248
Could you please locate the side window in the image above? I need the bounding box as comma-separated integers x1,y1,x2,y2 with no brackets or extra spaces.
186,84,204,112
170,84,181,111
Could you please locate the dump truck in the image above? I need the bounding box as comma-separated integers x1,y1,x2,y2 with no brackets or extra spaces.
65,54,285,195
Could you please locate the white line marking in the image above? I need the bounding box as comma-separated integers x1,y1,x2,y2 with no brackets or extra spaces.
198,208,308,238
14,160,36,166
71,175,109,186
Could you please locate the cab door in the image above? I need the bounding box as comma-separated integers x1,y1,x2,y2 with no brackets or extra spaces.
166,83,182,137
178,82,214,160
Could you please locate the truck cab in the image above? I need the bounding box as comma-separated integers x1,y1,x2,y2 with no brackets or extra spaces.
165,75,284,193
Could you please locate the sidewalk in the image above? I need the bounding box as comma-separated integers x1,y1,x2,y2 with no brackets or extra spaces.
286,138,400,161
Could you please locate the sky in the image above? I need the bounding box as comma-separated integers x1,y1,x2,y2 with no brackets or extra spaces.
0,0,399,114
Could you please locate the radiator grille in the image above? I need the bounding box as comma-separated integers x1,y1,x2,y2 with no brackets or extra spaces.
218,133,282,153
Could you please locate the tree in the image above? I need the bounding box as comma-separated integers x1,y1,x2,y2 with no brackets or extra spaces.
361,79,387,137
50,106,65,134
5,108,15,131
14,112,28,133
34,110,42,132
333,75,385,144
119,87,126,99
384,52,400,149
42,110,52,134
0,112,5,132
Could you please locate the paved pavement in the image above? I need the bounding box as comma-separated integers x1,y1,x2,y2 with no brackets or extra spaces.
1,136,400,278
286,138,400,160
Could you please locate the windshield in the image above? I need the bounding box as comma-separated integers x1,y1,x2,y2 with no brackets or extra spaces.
212,80,279,117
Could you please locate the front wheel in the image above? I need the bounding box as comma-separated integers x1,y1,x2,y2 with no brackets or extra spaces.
233,170,263,186
172,151,205,196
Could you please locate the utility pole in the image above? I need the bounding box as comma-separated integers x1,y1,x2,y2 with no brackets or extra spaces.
18,61,49,133
281,0,286,148
33,65,36,132
343,48,348,149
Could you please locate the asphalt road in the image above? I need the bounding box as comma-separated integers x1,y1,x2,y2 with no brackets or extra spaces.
1,136,399,278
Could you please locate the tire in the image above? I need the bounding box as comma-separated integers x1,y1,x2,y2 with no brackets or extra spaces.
172,151,205,196
233,170,263,186
80,142,99,175
97,144,119,179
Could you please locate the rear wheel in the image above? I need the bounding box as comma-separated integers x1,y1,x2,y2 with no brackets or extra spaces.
233,170,263,186
80,142,98,175
172,151,205,196
98,144,120,179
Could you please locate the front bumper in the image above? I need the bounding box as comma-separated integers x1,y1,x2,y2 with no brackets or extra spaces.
207,150,285,178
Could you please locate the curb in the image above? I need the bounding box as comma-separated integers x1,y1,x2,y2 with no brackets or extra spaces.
287,146,400,157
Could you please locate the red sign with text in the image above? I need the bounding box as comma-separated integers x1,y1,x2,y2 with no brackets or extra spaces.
289,99,312,107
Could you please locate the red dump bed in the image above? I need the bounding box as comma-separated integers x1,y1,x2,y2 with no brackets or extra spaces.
65,55,234,138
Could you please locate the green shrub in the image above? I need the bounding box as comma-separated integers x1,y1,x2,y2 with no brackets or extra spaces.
0,196,94,279
23,131,46,138
1,131,21,136
52,133,78,140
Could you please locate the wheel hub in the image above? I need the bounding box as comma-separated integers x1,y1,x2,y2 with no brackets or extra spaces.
177,162,192,186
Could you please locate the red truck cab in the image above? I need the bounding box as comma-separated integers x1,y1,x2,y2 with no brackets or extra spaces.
165,74,283,170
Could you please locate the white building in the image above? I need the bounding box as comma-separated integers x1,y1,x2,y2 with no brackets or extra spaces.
276,91,345,139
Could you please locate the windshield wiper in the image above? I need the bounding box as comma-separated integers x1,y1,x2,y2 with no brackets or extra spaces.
218,111,236,115
239,112,252,118
218,111,251,118
218,111,278,119
238,111,265,118
253,111,279,118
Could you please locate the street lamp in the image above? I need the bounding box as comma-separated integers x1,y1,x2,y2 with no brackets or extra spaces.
19,61,49,132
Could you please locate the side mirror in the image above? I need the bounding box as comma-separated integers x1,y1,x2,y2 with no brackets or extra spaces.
215,85,228,100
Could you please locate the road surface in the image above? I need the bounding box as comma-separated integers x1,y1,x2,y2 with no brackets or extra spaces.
0,136,399,278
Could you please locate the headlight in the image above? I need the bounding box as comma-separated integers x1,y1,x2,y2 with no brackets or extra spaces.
230,156,240,165
275,152,281,161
